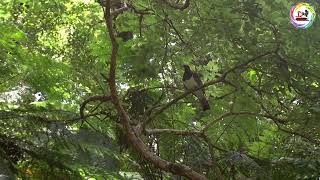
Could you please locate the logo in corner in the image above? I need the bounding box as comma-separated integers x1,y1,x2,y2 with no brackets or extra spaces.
290,3,316,29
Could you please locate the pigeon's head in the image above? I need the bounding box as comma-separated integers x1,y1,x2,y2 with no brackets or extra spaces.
183,64,191,72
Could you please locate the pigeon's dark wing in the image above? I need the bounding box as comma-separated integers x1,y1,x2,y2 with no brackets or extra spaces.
192,72,205,93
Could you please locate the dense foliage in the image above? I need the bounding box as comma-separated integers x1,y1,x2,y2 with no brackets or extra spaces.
0,0,319,179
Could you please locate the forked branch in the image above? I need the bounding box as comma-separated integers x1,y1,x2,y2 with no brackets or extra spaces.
103,0,207,179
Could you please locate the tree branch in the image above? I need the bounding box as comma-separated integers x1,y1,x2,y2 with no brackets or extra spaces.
146,128,203,136
221,51,273,78
103,1,207,179
276,124,320,145
80,95,111,119
111,4,129,17
143,77,225,127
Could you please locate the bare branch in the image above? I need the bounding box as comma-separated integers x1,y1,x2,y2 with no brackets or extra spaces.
164,18,198,57
80,95,111,119
146,128,203,136
276,124,320,145
222,51,273,78
111,4,129,17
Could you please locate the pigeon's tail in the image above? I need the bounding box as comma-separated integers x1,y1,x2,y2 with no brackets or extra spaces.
200,98,210,111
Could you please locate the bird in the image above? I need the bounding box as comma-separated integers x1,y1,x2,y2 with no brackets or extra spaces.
182,65,210,111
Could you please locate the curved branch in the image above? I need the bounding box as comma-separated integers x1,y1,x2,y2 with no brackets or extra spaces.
103,1,207,179
111,4,129,17
80,95,111,119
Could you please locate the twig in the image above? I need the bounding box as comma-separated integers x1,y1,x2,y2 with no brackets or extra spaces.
79,95,111,119
222,51,273,78
146,128,203,136
275,124,320,145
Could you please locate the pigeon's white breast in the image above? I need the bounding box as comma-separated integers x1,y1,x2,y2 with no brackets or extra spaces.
183,77,198,89
183,77,204,99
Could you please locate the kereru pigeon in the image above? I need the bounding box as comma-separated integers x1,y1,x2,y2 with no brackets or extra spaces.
183,65,210,111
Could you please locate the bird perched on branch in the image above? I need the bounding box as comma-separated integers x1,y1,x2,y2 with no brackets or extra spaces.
183,65,210,111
